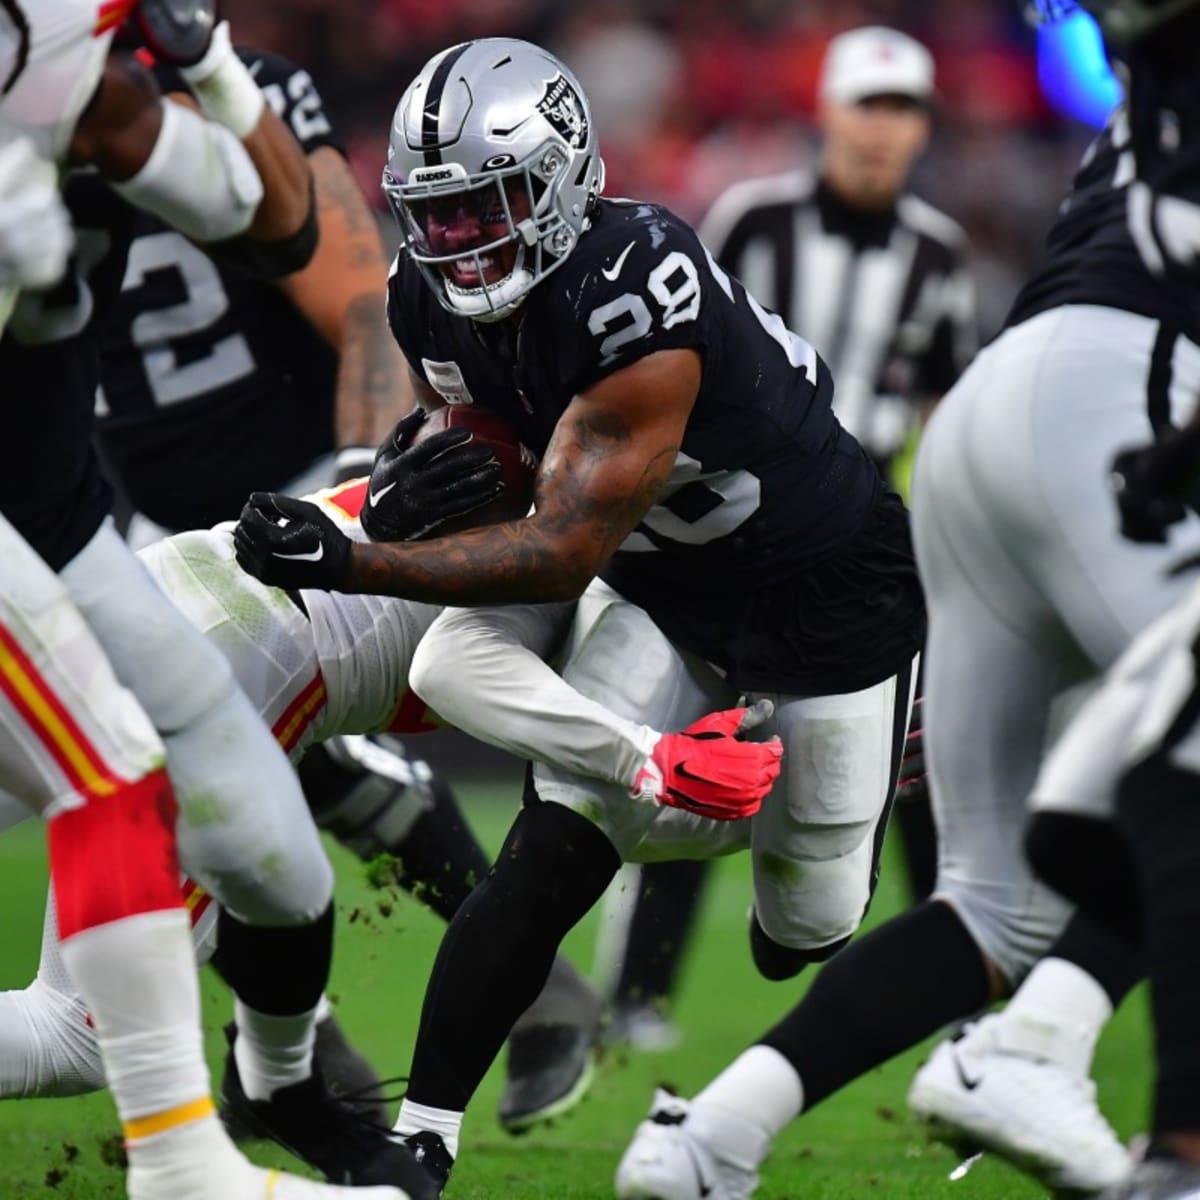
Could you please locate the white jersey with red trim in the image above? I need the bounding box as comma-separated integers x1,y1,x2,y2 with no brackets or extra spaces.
137,478,443,760
0,0,121,162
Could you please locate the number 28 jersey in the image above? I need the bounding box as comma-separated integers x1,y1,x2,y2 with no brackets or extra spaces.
388,199,925,693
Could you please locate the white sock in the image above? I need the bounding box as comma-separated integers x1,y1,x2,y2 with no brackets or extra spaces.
60,910,211,1127
394,1098,462,1160
993,957,1112,1075
690,1045,803,1169
314,993,333,1025
233,998,318,1102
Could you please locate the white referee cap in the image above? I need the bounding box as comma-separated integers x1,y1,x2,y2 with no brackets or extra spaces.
820,26,935,105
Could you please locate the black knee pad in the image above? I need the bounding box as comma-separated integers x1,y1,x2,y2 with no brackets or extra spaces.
749,909,851,981
1025,810,1143,946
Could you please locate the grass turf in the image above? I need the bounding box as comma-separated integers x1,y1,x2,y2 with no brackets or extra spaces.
0,767,1150,1198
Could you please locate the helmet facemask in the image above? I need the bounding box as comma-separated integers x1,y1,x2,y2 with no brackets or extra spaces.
384,141,584,323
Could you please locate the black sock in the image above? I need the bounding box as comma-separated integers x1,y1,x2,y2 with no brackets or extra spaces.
301,740,490,923
1117,753,1200,1131
1026,810,1143,944
212,902,334,1016
1044,909,1145,1010
760,900,990,1110
613,859,709,1010
407,793,620,1112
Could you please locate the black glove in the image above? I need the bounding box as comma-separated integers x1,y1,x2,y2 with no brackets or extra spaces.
360,409,504,543
233,492,352,592
135,0,217,67
1110,436,1196,544
895,695,927,804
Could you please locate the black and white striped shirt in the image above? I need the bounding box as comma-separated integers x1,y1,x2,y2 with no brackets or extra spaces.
699,173,976,461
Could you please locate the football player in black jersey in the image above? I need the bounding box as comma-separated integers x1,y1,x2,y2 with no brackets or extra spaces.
0,4,428,1197
74,34,605,1137
233,37,925,1191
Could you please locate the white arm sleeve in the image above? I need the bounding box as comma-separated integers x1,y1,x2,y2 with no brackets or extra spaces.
111,99,263,243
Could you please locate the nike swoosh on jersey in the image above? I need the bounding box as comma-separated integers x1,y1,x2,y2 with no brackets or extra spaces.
369,481,398,506
601,241,637,282
276,545,325,562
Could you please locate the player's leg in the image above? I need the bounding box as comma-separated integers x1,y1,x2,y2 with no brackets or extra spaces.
0,516,404,1200
394,584,742,1186
603,859,708,1051
615,658,918,1200
60,521,426,1194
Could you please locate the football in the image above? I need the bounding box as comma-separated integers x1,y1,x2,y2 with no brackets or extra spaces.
412,403,537,535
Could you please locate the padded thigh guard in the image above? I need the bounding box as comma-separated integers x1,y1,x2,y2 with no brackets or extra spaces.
745,659,916,954
61,522,332,926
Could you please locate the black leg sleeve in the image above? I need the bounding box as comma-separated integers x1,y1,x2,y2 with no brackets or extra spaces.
760,900,990,1110
613,859,709,1010
1117,753,1200,1132
1044,909,1145,1010
407,797,620,1112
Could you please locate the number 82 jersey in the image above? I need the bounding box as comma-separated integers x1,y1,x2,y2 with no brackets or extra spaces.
388,198,925,693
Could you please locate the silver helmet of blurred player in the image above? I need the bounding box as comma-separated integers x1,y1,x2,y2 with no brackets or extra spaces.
382,38,605,323
1027,0,1200,43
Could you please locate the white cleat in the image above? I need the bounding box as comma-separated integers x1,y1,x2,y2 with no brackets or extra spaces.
126,1118,412,1200
908,1016,1133,1195
615,1089,758,1200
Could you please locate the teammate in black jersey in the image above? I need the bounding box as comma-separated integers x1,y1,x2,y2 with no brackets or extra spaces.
593,2,1200,1196
233,37,925,1188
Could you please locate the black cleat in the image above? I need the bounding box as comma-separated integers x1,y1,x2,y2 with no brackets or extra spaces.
401,1131,453,1197
498,1022,596,1135
314,1015,391,1127
219,1030,438,1199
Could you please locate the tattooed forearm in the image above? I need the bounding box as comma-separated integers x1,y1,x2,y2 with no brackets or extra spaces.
336,292,410,445
344,406,678,606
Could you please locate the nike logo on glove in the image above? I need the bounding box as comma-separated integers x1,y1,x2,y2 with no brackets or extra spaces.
601,241,636,282
276,545,325,562
368,481,397,506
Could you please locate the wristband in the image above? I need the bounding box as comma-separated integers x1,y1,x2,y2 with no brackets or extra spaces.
179,21,264,138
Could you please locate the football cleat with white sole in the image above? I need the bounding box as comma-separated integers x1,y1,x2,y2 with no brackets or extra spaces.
126,1115,411,1200
615,1089,758,1200
908,1016,1133,1194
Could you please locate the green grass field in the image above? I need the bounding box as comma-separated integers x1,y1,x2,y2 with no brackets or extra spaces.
0,768,1152,1198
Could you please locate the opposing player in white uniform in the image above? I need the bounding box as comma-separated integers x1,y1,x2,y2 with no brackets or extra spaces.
614,1,1200,1197
0,2,421,1197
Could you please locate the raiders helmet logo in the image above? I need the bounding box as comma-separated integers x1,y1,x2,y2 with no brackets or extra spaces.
536,74,588,149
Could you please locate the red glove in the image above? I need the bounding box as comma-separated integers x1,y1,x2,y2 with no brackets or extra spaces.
633,700,783,821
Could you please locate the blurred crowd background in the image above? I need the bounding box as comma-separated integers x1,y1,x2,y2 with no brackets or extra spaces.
223,0,1099,340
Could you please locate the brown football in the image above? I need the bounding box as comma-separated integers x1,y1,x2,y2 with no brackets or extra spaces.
412,403,537,534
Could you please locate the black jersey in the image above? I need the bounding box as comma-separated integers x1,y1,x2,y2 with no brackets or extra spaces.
388,198,925,693
1007,101,1200,340
0,181,138,570
79,49,342,532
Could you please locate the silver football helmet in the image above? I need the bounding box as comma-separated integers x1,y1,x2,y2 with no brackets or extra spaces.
382,39,605,323
1026,0,1200,42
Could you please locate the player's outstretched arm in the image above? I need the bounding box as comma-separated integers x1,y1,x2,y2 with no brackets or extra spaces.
233,348,699,602
277,146,414,472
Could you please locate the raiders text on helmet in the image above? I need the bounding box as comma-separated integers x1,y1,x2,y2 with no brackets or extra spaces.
382,39,605,322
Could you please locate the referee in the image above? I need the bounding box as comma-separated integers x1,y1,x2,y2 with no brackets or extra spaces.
605,25,977,1050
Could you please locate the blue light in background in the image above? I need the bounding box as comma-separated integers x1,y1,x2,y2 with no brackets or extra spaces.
1037,7,1124,128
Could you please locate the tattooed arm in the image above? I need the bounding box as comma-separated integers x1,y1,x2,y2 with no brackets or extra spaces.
277,146,414,450
342,348,702,605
